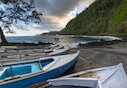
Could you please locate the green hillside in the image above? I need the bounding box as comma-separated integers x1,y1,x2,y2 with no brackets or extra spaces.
61,0,127,35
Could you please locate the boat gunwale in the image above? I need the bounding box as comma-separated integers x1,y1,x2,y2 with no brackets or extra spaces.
2,57,49,66
49,78,99,88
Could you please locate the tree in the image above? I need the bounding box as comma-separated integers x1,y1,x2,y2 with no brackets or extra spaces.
0,0,42,43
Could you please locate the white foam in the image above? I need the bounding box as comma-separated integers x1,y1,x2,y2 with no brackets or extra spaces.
87,36,122,41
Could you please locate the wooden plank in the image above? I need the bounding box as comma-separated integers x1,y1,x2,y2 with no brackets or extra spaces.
1,46,17,49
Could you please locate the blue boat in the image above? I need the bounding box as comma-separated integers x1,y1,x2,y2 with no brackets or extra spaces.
0,51,79,88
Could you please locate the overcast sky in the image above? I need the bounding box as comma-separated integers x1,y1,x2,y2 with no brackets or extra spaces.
5,0,95,36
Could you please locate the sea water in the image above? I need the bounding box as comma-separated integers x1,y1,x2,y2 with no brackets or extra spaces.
6,35,121,48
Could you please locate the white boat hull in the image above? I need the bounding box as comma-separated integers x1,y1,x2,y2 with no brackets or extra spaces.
48,63,127,88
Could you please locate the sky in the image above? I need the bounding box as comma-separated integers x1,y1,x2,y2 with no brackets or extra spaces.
5,0,95,36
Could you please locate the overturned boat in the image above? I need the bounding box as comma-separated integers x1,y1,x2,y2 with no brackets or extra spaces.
48,63,127,88
0,52,79,88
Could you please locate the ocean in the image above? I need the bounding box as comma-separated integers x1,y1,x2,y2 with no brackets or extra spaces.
6,35,121,47
6,35,55,43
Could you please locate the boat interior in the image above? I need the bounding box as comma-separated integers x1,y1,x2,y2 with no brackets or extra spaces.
73,72,97,78
72,66,118,81
0,58,54,81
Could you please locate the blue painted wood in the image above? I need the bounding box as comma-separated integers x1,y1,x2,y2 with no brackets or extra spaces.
0,59,54,79
0,55,79,88
6,66,31,78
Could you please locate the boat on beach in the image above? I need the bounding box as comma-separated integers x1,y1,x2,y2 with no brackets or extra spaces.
48,63,127,88
44,45,64,53
48,44,59,49
48,48,69,56
0,51,79,88
0,48,69,63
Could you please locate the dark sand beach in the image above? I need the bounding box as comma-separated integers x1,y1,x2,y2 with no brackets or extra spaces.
69,42,127,73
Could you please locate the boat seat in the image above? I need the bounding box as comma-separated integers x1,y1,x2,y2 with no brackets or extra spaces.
0,75,21,83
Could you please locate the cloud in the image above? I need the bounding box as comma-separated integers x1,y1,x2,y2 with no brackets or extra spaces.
32,24,41,29
34,0,95,31
35,0,78,17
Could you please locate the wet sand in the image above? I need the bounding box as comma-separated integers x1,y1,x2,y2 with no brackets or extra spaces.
69,42,127,73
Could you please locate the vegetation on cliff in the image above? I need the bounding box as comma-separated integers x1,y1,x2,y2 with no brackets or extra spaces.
61,0,127,35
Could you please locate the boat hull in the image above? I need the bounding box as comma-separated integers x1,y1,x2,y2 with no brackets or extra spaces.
0,54,79,88
49,63,127,88
50,50,69,56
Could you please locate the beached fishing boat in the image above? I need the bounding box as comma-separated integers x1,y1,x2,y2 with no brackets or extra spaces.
48,44,59,49
0,48,69,63
0,51,79,88
48,63,127,88
44,45,64,53
48,48,69,56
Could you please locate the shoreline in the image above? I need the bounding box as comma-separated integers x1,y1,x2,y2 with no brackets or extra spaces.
0,42,52,49
79,39,125,48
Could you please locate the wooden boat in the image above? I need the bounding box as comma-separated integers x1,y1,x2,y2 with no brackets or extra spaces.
48,44,59,49
0,51,79,88
0,48,69,63
48,63,127,88
48,48,69,56
44,45,64,53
